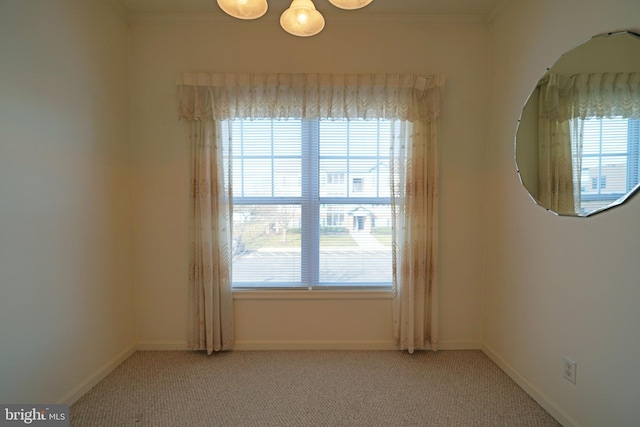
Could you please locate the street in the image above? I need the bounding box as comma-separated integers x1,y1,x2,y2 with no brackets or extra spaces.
232,248,392,287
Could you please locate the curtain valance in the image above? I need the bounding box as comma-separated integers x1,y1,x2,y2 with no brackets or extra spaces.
539,72,640,121
176,72,445,122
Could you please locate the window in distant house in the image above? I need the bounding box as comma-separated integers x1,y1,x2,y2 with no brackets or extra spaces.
591,176,607,190
325,212,344,227
225,118,394,289
327,172,345,185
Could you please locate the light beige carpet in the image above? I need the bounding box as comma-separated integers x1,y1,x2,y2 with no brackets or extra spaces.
70,350,561,426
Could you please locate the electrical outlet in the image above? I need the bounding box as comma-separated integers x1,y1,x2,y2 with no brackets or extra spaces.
563,357,577,384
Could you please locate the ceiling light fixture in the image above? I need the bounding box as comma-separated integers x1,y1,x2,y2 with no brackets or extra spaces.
216,0,268,20
328,0,372,10
280,0,325,37
216,0,374,37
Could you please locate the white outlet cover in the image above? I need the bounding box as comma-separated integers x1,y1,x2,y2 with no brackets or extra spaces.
563,357,577,384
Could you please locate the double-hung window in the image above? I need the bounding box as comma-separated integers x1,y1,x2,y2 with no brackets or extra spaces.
225,118,394,290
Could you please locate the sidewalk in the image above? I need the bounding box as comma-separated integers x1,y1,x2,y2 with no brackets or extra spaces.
348,230,385,248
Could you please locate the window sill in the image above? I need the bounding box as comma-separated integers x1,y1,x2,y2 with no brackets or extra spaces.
232,288,395,301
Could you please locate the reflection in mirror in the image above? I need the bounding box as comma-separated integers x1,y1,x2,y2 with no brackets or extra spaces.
515,31,640,216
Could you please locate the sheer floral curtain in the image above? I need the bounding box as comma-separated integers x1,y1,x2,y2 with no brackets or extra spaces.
537,72,640,214
390,119,440,352
536,75,579,214
186,120,234,354
176,73,445,353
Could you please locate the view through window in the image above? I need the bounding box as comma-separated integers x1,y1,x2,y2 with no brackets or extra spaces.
225,118,395,289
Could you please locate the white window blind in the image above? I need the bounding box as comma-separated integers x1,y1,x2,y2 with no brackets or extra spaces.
572,117,640,214
225,118,394,289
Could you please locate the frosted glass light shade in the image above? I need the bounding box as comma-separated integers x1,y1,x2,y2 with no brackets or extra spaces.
328,0,372,10
217,0,268,20
280,0,325,37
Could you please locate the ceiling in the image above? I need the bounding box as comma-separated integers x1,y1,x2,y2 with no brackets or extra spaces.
117,0,507,17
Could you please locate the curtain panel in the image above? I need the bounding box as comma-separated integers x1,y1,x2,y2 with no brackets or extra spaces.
390,120,439,352
187,120,234,354
177,72,445,353
536,83,579,214
536,116,580,215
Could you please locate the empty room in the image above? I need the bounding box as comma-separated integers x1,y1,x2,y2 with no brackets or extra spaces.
1,0,640,426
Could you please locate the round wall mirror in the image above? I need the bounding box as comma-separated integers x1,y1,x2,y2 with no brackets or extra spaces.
515,31,640,216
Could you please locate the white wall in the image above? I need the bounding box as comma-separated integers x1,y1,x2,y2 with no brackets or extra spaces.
484,1,640,426
129,15,489,349
0,0,135,404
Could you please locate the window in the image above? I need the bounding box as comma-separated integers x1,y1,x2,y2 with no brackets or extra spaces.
573,117,640,214
226,118,393,289
325,212,344,226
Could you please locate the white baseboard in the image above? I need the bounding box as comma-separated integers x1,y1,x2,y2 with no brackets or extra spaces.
135,339,482,351
58,343,136,405
436,340,482,350
233,339,399,351
137,341,189,351
481,344,580,427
